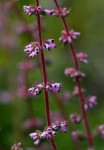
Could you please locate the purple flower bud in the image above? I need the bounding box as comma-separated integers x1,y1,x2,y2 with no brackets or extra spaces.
34,139,40,145
44,9,54,15
23,6,36,15
60,121,67,133
46,82,62,94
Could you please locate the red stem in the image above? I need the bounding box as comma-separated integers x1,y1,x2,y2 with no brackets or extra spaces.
35,0,57,150
53,0,93,148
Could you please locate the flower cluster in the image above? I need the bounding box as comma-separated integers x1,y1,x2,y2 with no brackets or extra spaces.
28,84,44,96
59,29,80,44
77,52,88,64
64,67,85,80
24,39,56,57
52,8,69,17
70,113,81,123
29,121,68,145
11,142,23,150
23,5,69,17
46,82,62,94
24,42,40,57
28,82,62,96
43,39,56,50
84,96,97,110
97,124,104,139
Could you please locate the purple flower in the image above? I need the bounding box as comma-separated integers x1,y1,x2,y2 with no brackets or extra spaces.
24,42,40,58
29,121,68,145
46,82,62,94
23,6,36,15
84,96,97,110
28,84,44,96
43,39,56,51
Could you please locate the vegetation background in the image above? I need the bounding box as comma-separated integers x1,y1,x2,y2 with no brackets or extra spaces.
0,0,104,149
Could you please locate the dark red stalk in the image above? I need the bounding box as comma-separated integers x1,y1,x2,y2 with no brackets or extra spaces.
53,0,94,148
35,0,57,150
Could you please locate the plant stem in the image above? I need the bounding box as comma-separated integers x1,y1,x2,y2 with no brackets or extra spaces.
35,0,57,149
53,0,94,148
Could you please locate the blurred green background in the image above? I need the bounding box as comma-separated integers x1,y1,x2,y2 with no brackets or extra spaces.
0,0,104,149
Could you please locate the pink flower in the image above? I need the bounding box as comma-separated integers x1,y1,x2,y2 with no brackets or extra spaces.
59,29,80,43
64,67,85,80
73,86,85,95
53,8,69,17
77,52,88,64
28,84,44,96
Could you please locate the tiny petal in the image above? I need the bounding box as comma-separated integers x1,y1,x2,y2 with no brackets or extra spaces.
34,139,40,145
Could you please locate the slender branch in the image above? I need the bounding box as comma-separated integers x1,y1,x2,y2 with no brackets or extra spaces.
53,0,94,148
35,0,57,149
35,0,51,127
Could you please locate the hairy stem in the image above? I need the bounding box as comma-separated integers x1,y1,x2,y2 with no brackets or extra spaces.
53,0,93,148
35,0,57,149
